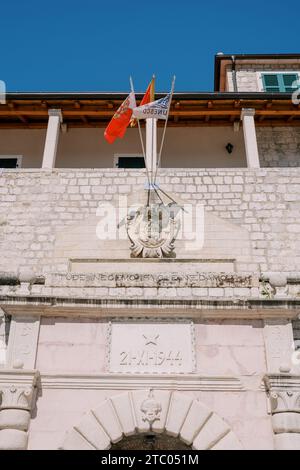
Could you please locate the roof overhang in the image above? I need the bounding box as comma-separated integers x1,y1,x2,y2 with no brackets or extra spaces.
1,92,300,128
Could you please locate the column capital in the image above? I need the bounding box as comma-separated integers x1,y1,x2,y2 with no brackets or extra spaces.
0,369,39,411
264,374,300,414
48,108,63,123
241,108,256,120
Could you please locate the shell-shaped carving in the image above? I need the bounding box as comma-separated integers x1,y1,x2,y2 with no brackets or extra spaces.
61,390,243,450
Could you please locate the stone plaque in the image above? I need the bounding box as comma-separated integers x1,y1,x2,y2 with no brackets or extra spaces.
107,321,196,374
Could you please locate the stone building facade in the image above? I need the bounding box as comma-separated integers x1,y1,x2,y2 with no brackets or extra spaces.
0,53,300,450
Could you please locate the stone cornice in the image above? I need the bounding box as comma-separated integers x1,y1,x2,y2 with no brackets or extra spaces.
0,295,299,320
39,372,245,391
264,373,300,391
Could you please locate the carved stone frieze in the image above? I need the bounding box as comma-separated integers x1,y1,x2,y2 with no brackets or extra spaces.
47,271,257,289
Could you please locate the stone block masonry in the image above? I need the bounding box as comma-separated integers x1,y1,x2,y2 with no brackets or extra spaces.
257,127,300,167
0,168,299,277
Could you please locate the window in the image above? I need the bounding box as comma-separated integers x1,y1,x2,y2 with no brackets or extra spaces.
0,155,22,168
262,73,299,92
114,154,145,169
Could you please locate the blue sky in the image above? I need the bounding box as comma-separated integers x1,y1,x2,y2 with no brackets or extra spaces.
1,0,299,92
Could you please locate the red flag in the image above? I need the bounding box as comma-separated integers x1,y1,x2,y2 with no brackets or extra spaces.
104,91,136,144
131,77,155,127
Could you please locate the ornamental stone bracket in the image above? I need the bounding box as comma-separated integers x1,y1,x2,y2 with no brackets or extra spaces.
264,374,300,450
0,369,40,450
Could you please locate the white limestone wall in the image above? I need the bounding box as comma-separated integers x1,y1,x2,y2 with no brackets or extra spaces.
0,168,299,275
257,127,300,167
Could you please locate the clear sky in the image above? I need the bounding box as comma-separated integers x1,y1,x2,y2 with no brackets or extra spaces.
1,0,299,93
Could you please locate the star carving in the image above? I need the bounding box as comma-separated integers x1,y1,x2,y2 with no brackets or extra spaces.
142,334,160,346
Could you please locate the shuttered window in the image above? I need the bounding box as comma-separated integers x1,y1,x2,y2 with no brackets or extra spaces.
262,73,299,92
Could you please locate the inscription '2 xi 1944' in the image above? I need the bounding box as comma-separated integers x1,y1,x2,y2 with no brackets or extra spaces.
120,350,183,367
108,322,196,374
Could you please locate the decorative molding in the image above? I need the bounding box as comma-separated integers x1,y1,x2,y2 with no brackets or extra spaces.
39,372,245,391
1,297,300,320
61,390,243,450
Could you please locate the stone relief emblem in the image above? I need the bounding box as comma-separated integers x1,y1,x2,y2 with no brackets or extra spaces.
140,390,162,424
126,203,180,258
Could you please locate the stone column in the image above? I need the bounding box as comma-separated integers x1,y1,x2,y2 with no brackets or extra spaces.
42,109,62,169
264,374,300,450
0,369,39,450
145,118,157,185
241,108,260,168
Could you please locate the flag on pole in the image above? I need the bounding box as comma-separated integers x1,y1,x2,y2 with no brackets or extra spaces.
132,93,171,120
130,77,155,127
104,91,136,144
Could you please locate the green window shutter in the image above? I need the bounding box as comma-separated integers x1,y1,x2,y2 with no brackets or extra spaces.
262,74,280,92
282,74,299,92
262,73,299,92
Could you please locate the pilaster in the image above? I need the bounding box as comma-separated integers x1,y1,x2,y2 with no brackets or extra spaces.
264,374,300,450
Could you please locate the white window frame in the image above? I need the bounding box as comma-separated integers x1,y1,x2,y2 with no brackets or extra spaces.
256,71,300,92
113,153,143,168
0,155,22,168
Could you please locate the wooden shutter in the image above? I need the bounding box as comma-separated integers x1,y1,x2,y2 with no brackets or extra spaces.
262,74,280,92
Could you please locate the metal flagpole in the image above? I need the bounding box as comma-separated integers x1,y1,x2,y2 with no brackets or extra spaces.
153,75,176,185
129,76,152,202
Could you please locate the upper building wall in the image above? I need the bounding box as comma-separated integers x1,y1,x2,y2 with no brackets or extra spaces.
226,62,300,92
0,127,248,169
215,54,300,92
0,126,299,169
